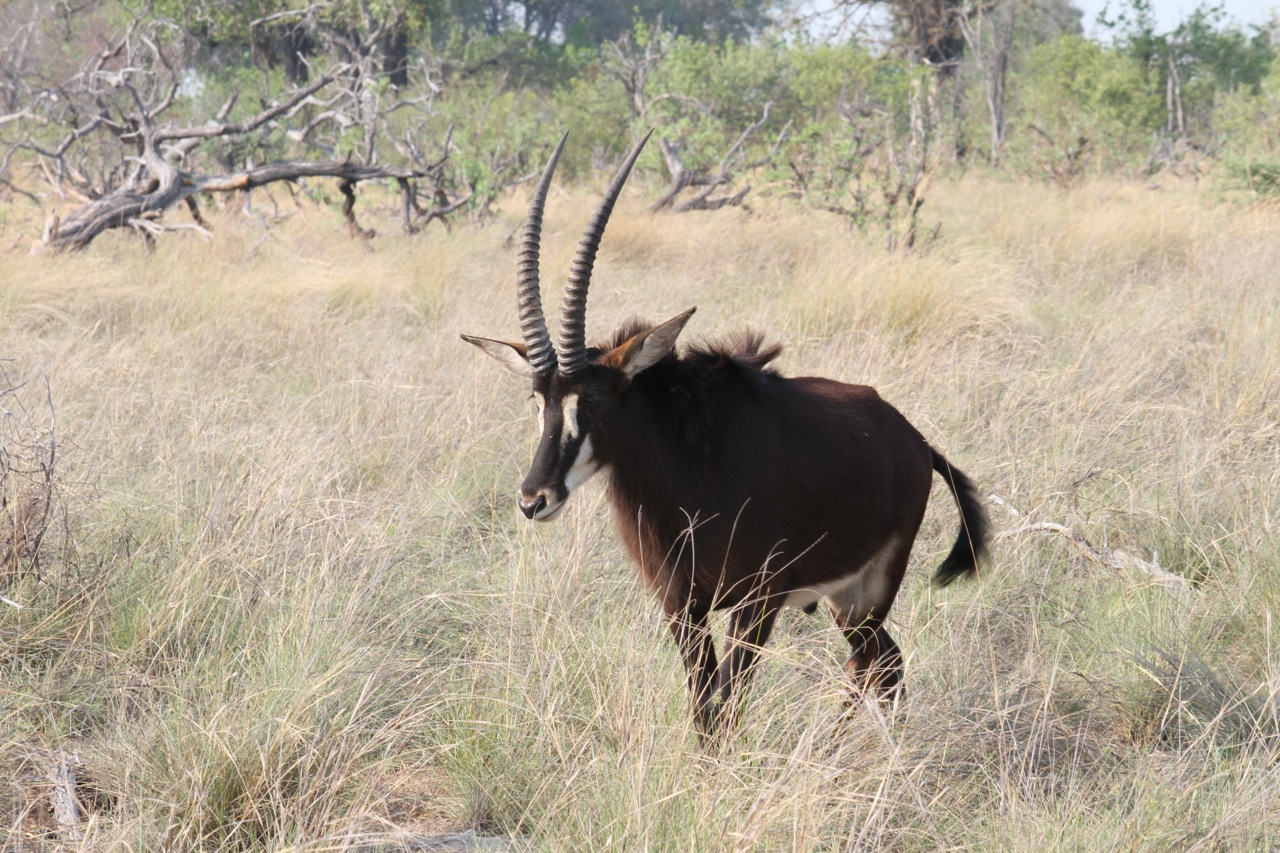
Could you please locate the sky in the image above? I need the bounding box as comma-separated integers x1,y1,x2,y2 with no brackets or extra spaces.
1056,0,1276,35
795,1,1279,41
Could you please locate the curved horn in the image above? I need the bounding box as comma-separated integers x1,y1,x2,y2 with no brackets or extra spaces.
557,129,654,376
518,132,568,376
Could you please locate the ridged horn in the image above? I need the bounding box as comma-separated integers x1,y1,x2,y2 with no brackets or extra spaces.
557,129,653,376
518,132,568,376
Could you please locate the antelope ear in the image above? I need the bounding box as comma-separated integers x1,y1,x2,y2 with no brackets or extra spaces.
607,307,696,380
461,334,533,378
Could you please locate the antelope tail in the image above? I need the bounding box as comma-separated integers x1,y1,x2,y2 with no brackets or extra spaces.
930,449,989,587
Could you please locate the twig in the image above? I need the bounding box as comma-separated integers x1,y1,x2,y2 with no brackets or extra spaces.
989,495,1194,597
46,750,84,848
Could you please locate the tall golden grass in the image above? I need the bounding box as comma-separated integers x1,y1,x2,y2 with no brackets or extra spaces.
1,177,1278,850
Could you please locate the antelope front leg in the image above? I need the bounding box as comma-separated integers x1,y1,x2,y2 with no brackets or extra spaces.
712,595,782,733
666,606,718,734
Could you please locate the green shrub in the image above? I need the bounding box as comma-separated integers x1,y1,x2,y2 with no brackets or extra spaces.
1007,35,1159,180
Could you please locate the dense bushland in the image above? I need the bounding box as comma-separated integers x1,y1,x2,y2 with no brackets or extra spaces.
2,0,1279,252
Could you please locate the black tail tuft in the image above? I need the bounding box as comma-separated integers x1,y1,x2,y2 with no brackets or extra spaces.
931,449,989,587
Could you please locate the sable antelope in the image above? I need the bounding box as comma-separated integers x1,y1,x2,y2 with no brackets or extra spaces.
463,132,988,733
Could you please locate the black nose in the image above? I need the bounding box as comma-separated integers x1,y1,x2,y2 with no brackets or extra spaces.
518,493,547,519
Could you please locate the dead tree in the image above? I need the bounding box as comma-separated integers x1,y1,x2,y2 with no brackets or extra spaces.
5,5,464,252
960,1,1016,165
602,18,670,124
649,103,784,214
0,0,42,118
880,76,935,250
782,74,936,251
0,1,77,199
28,72,460,252
599,24,782,215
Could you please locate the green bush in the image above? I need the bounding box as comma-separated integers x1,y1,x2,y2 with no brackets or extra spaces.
1220,158,1280,198
1216,64,1280,163
645,35,787,173
1007,35,1160,180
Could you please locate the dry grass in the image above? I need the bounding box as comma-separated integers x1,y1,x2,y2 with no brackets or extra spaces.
1,178,1279,850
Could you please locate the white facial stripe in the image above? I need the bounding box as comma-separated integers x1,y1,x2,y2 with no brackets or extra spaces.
563,434,600,492
533,391,546,436
561,393,580,444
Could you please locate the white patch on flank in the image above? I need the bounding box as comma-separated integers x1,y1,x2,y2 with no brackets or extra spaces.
782,574,860,611
844,548,898,615
782,536,905,616
560,393,580,443
563,434,601,493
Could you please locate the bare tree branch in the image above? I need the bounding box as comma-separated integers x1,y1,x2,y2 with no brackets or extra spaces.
989,495,1194,598
154,69,344,144
8,4,468,252
650,102,773,214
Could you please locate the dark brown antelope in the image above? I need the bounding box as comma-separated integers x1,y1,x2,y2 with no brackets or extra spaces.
463,132,988,733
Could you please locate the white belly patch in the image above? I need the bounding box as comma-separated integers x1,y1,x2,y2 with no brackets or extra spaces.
782,574,860,611
779,536,904,613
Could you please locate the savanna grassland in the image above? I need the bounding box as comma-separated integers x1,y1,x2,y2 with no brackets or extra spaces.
2,176,1279,851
